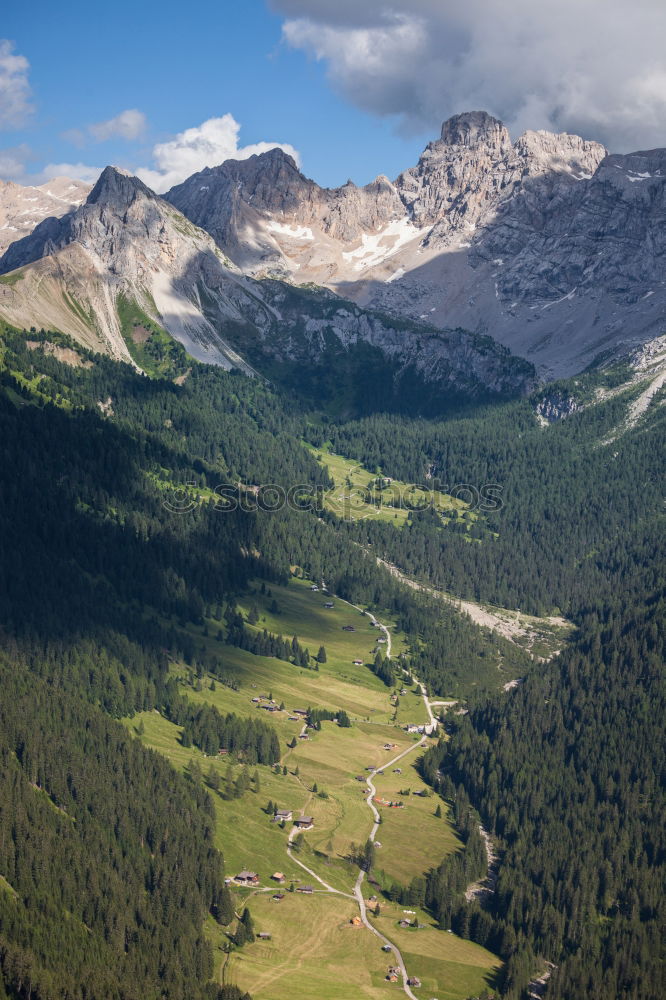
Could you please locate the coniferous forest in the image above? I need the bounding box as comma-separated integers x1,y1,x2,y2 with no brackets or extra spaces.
0,322,663,1000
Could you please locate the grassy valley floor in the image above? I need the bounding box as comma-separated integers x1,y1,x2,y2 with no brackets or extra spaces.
124,576,502,999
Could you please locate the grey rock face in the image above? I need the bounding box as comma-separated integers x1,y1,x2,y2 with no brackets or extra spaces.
164,111,666,377
534,392,582,423
0,176,90,255
0,164,534,399
476,147,666,303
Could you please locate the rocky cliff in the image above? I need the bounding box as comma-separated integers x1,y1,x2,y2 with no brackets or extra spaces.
0,176,90,255
165,112,666,378
0,165,533,405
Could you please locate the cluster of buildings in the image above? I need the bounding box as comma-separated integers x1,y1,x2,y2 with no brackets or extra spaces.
404,723,430,734
250,694,280,713
271,809,315,831
386,966,420,987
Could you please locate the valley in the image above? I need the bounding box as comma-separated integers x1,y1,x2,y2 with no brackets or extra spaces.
126,575,502,1000
0,82,663,1000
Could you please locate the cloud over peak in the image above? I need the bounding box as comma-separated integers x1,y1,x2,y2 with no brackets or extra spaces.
89,109,147,142
0,39,33,130
135,114,300,192
274,0,666,151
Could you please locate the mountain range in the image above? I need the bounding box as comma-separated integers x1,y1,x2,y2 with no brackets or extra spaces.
0,110,664,395
0,175,90,254
0,111,664,1000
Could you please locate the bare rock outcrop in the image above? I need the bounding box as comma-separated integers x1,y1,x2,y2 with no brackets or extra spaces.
164,111,666,377
0,165,534,401
0,176,90,255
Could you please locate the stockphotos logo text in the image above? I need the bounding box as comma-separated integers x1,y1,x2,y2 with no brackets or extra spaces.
163,481,503,522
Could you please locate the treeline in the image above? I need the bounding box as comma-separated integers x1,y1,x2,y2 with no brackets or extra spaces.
225,613,315,669
164,683,281,763
0,654,231,1000
417,743,491,931
307,706,352,728
444,594,666,1000
371,651,395,686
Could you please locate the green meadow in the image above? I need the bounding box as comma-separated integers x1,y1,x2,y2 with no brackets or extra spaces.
124,575,503,999
307,444,478,528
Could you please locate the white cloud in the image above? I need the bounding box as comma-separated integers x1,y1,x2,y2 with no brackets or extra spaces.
274,0,666,151
60,127,87,148
135,114,300,193
89,109,147,142
38,162,103,184
3,113,298,191
0,39,32,129
0,143,31,179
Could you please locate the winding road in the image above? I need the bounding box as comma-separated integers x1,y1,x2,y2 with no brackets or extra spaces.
352,739,428,1000
302,585,438,997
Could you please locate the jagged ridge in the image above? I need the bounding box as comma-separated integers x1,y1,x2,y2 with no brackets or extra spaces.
0,164,534,404
165,111,666,377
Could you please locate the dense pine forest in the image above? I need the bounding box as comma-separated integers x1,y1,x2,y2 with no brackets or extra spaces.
0,321,663,999
445,592,666,1000
0,654,226,1000
318,381,665,616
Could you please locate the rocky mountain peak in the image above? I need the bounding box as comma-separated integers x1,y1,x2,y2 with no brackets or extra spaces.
515,129,606,178
440,110,511,151
242,146,299,171
0,165,194,279
87,165,156,209
11,110,651,382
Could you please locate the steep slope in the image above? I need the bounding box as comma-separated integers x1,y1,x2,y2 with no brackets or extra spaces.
0,166,535,407
166,111,666,378
0,175,90,254
0,166,269,370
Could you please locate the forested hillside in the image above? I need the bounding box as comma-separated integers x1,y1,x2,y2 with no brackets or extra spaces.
0,320,663,1000
0,655,226,1000
446,591,666,1000
318,376,665,616
0,325,531,701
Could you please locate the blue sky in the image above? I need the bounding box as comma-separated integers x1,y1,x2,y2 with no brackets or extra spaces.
0,0,431,189
3,0,665,191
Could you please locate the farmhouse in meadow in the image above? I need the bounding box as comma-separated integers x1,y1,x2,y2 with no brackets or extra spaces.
235,870,259,885
273,809,293,822
293,815,314,830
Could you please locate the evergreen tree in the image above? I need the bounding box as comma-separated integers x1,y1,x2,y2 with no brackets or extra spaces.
207,765,221,792
213,884,235,926
240,907,255,943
